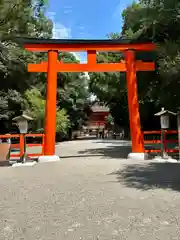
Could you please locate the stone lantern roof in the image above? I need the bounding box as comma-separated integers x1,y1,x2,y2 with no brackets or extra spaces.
12,113,33,121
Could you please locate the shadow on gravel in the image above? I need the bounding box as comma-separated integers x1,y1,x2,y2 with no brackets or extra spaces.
110,162,180,191
60,154,103,159
78,145,132,159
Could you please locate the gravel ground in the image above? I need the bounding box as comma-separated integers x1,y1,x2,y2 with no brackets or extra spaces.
0,139,180,240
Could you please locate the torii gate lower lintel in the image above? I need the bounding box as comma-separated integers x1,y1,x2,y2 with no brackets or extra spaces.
19,38,156,160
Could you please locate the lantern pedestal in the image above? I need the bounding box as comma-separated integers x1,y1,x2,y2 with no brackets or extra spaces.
127,152,147,160
38,155,60,163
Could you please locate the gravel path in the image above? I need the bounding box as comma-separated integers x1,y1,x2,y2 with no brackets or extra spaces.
0,139,180,239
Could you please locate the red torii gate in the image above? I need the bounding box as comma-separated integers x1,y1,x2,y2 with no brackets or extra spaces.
18,38,155,161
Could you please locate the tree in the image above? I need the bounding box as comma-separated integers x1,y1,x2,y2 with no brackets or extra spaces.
105,114,114,130
24,88,70,133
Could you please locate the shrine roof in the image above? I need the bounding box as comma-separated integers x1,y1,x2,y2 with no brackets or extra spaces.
91,104,109,113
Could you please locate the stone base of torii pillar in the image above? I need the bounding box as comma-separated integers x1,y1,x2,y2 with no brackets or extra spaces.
127,152,147,160
38,155,60,163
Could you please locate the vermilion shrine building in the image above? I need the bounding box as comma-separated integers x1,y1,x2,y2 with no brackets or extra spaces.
16,38,156,161
86,103,109,132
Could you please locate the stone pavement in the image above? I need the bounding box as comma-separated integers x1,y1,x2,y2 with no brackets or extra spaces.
0,139,180,239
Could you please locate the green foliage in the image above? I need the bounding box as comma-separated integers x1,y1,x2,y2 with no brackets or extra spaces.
24,88,46,122
24,88,70,133
122,0,180,115
0,0,52,128
105,114,114,126
0,89,23,120
0,0,52,39
56,109,70,133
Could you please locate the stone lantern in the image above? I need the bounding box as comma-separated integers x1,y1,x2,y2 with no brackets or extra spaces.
155,107,176,158
12,113,33,163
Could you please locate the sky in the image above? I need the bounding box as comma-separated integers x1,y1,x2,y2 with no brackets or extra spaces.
46,0,133,63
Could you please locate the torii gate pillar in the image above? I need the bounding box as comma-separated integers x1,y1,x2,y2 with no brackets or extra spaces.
44,51,58,156
38,50,60,162
125,50,144,160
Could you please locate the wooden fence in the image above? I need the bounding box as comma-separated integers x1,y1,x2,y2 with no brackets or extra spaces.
0,133,44,159
143,130,179,153
1,131,179,160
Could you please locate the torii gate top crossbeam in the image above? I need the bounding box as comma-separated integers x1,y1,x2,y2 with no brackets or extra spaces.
15,37,156,72
15,37,156,52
